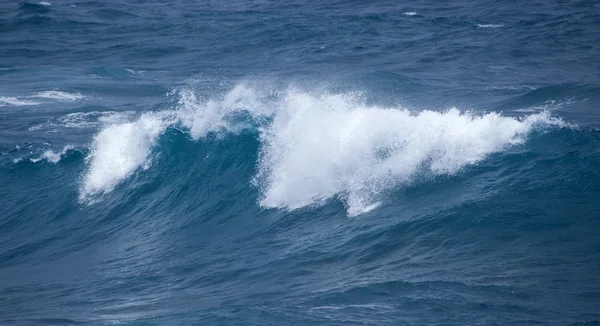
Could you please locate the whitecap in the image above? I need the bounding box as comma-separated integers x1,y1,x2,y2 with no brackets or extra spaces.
403,12,418,16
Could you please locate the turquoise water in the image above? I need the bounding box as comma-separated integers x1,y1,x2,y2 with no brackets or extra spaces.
1,1,600,325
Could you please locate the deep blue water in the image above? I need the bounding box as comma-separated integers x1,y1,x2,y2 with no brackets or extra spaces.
2,0,600,325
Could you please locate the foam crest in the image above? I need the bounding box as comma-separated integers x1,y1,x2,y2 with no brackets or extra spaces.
80,113,171,199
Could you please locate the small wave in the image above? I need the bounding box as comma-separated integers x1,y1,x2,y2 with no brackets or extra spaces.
477,24,504,28
0,96,41,106
252,90,566,216
19,2,52,11
31,146,74,164
31,91,86,102
29,111,136,132
79,84,569,215
486,85,536,91
496,84,595,112
11,145,77,164
403,12,418,16
87,66,142,80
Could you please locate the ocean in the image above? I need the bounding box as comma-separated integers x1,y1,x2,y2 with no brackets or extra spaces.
1,0,600,325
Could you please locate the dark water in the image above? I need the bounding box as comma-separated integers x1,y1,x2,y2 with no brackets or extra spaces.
2,0,600,325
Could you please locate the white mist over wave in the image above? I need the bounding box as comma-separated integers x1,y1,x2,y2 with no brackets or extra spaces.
80,84,568,214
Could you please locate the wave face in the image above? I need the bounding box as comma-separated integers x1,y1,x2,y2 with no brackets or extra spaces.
2,0,600,325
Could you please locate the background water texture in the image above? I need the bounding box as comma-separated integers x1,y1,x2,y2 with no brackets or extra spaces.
1,0,600,325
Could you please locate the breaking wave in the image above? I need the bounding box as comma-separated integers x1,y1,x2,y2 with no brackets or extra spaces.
79,84,568,215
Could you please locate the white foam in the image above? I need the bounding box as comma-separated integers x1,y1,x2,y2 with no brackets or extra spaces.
477,24,504,28
31,91,85,102
79,84,568,215
79,113,172,199
403,12,418,16
0,96,41,106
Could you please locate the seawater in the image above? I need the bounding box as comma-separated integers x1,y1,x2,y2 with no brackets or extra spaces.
1,1,600,325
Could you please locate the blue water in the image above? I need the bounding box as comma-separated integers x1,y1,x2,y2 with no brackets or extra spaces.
2,0,600,325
